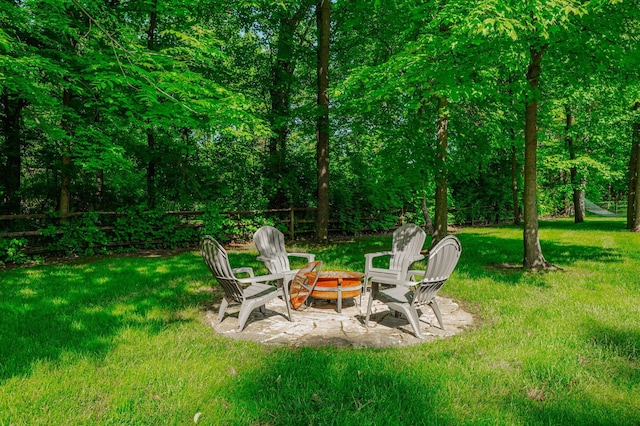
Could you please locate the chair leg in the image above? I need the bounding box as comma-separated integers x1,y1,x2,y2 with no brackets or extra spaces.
237,302,258,332
406,305,423,339
365,287,375,326
359,276,369,306
217,298,229,324
429,300,444,329
281,283,292,322
388,301,422,339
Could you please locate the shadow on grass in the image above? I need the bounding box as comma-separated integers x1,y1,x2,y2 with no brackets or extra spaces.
299,222,625,288
506,319,640,425
453,223,625,285
537,217,628,232
0,252,212,382
234,348,451,426
587,321,640,364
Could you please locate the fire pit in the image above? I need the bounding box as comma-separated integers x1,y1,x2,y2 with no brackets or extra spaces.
309,270,364,313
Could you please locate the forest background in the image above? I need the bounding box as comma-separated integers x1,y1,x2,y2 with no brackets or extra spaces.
1,0,639,266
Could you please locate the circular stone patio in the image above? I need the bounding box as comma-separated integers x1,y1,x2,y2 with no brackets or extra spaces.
205,292,475,348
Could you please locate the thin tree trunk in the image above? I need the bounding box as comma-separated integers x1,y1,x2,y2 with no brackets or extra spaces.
416,94,434,235
2,89,26,215
315,0,330,243
626,141,638,229
268,13,300,209
631,102,640,231
566,106,585,223
510,132,521,226
60,86,73,220
628,102,640,230
180,127,191,202
147,131,156,208
421,191,434,234
146,0,158,209
95,169,104,210
506,81,520,226
523,45,550,270
433,96,449,246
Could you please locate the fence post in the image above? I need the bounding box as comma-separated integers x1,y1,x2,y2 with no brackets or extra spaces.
289,205,295,240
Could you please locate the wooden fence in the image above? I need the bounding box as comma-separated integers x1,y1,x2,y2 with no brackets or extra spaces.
0,206,385,256
0,203,523,257
0,208,303,236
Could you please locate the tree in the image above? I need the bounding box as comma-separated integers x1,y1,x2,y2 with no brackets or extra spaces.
315,0,330,243
433,96,449,244
1,90,26,215
629,102,640,230
267,4,310,209
523,44,551,269
565,106,585,223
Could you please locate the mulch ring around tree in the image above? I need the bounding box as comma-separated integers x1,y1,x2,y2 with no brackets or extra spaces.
205,292,476,348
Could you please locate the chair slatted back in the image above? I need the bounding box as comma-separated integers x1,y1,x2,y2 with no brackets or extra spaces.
200,236,244,303
413,235,462,306
389,223,427,272
253,226,291,274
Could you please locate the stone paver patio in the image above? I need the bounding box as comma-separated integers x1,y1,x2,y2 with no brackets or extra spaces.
205,292,475,348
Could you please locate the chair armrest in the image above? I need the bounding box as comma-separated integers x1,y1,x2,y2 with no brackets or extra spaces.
237,272,286,285
399,254,425,279
232,267,254,278
369,275,417,288
406,269,425,281
364,251,393,272
288,252,315,262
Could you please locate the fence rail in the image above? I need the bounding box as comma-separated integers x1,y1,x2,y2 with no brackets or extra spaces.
0,206,369,258
0,204,519,260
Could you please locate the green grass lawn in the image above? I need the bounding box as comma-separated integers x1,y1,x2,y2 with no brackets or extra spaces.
1,217,639,425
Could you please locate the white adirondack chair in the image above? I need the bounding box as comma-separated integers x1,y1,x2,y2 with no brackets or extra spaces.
253,226,315,282
363,223,427,296
365,235,462,338
200,236,292,332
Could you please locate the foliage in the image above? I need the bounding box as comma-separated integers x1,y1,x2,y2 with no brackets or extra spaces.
0,238,30,265
40,213,109,256
1,0,639,254
35,210,200,257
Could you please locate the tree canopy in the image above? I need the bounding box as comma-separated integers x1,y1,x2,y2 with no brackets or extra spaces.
1,0,638,265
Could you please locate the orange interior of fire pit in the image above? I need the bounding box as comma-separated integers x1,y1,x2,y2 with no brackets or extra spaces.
310,270,363,300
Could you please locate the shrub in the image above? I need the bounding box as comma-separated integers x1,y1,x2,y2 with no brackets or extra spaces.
0,238,30,265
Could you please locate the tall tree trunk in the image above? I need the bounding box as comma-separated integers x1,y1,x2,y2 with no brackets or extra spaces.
416,95,434,235
433,96,449,246
507,82,521,226
630,102,640,231
146,0,158,209
421,191,435,235
627,102,640,230
510,131,521,226
1,89,26,215
60,86,73,220
566,106,585,223
268,13,300,209
147,130,156,208
180,127,191,202
315,0,330,243
523,45,550,270
95,169,104,210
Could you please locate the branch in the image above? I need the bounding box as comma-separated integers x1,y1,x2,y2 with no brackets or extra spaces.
69,0,200,115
